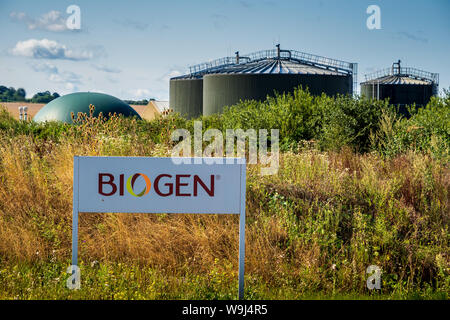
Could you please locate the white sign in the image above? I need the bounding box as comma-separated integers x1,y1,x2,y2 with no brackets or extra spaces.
71,156,247,299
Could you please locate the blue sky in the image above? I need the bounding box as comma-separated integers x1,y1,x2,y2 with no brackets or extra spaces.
0,0,449,100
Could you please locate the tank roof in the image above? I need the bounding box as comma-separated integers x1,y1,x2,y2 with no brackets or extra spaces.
203,59,344,76
172,45,357,79
361,75,433,85
362,60,439,85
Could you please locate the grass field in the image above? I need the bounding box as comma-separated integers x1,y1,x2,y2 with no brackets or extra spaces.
0,89,448,300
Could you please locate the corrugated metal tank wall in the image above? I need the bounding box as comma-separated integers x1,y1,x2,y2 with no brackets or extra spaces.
360,84,375,100
202,73,352,116
360,83,435,106
169,78,203,119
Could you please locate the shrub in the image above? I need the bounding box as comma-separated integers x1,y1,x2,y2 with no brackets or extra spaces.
200,87,391,153
372,90,450,161
318,94,389,152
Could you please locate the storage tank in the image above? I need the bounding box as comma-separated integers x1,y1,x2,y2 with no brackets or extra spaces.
33,92,141,123
361,60,439,113
203,59,353,116
170,45,357,117
169,76,203,119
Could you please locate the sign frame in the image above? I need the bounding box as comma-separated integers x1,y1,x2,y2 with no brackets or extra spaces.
71,156,246,299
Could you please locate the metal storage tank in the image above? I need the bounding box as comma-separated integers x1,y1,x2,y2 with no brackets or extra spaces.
203,62,353,115
170,45,357,116
361,60,439,112
169,76,203,119
170,45,357,117
33,92,141,123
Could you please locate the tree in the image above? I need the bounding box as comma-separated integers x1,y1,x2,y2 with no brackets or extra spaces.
7,87,16,98
16,88,26,97
13,88,26,101
31,91,60,103
0,85,59,102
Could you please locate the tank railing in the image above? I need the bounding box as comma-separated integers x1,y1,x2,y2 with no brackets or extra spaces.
289,50,354,74
364,67,438,83
364,68,392,81
188,51,279,75
189,49,356,76
189,56,236,75
240,49,355,74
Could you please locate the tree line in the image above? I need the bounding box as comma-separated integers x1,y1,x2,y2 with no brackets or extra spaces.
1,86,155,105
123,98,155,105
0,86,60,103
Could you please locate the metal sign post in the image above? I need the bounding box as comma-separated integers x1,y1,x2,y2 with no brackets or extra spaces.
71,156,246,299
238,162,246,300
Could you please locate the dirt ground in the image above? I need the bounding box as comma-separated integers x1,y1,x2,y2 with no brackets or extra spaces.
1,102,45,120
1,102,148,120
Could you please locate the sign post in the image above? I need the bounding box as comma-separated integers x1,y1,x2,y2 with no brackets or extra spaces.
71,156,246,299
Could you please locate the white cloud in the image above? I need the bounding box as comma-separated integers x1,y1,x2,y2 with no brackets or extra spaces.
31,62,81,93
127,88,152,100
90,89,106,94
10,10,68,32
166,70,183,79
92,64,121,73
157,68,184,83
11,39,94,60
48,72,81,84
64,82,78,92
106,75,119,83
31,61,59,74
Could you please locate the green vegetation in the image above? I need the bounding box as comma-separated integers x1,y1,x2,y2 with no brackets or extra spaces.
29,91,60,103
0,86,60,103
0,86,27,102
124,99,155,105
0,87,448,300
201,87,449,159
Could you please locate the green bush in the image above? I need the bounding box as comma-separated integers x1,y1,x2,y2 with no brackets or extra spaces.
199,87,391,152
0,106,69,141
372,90,450,161
318,94,389,152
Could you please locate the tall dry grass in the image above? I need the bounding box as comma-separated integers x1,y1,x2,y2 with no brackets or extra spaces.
0,108,448,295
1,137,448,293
